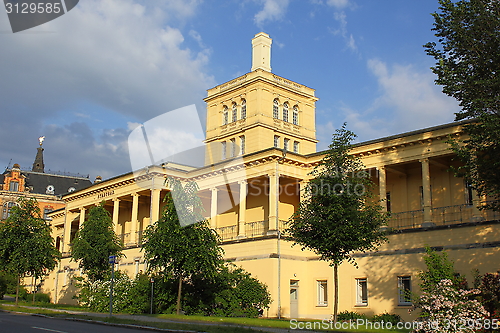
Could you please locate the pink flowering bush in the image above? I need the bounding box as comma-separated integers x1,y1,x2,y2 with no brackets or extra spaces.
415,279,489,333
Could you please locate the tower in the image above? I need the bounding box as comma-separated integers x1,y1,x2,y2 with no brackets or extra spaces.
32,136,45,173
204,32,318,163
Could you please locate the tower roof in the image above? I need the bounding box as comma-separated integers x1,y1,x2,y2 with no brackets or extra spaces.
32,147,45,173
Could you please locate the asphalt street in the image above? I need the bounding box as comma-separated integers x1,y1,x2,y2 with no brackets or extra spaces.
0,311,161,333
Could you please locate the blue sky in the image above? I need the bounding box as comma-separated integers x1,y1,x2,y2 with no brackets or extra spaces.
0,0,459,179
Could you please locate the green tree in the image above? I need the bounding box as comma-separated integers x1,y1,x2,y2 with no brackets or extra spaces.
418,246,466,293
0,198,60,305
70,203,123,282
142,178,224,315
286,125,388,322
424,0,500,210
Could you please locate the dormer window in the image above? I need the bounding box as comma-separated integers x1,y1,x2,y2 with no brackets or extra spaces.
293,106,299,125
232,103,237,122
273,99,279,119
283,102,289,122
223,106,229,125
241,99,246,119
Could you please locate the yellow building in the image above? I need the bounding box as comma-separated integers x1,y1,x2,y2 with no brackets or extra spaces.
44,32,500,321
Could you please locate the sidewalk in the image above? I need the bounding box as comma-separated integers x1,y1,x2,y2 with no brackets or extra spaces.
1,303,310,333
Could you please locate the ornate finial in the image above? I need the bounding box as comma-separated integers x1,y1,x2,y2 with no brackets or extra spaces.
39,136,45,146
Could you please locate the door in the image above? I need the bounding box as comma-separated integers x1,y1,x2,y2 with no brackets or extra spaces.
290,280,299,318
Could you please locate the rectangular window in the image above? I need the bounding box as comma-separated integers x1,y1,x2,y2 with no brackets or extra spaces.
230,138,236,158
222,141,227,160
284,138,289,151
283,108,288,122
356,278,368,306
398,276,412,305
317,280,328,306
232,105,237,122
9,181,19,192
465,181,473,205
274,135,280,148
386,191,391,212
293,141,299,153
240,136,245,155
273,101,279,119
241,101,246,119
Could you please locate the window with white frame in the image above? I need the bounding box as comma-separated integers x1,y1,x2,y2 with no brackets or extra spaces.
221,141,227,160
223,106,228,125
241,99,246,119
317,280,328,306
398,276,412,305
284,138,289,151
2,202,16,220
273,99,279,119
293,106,299,125
283,102,289,122
9,181,19,192
293,141,299,153
274,135,280,148
356,278,368,306
240,136,245,155
230,138,236,158
232,103,237,122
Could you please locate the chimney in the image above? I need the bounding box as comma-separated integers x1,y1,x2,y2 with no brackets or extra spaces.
251,32,272,72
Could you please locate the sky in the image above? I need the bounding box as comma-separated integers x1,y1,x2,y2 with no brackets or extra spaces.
0,0,460,180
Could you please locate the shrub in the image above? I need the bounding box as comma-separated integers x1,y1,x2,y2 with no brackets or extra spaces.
371,312,401,325
337,310,367,321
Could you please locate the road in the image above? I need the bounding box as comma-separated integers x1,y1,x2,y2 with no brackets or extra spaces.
0,311,166,333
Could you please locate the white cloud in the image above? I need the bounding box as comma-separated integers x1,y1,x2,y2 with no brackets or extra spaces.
254,0,290,27
332,11,357,52
327,0,350,9
0,0,213,179
336,59,458,142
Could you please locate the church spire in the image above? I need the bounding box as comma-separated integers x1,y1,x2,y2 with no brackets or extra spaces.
32,136,45,173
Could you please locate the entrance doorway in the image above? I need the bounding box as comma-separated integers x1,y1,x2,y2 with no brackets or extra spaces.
290,280,299,318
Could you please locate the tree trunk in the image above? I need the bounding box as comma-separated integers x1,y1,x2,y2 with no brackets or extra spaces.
15,274,20,307
32,276,36,304
333,263,339,323
176,275,182,315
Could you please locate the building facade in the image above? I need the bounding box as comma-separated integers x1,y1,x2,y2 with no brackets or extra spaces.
43,33,500,320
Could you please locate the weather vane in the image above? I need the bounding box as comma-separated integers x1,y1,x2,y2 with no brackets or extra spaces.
39,136,45,146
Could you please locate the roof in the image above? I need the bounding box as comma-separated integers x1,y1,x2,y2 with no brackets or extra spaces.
22,171,92,196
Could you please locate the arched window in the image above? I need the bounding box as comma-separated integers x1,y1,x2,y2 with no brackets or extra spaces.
273,99,279,119
223,106,229,125
241,99,247,119
293,105,299,125
283,102,289,122
2,202,16,220
240,136,245,155
232,102,237,122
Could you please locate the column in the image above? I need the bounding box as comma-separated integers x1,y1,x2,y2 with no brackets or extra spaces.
113,198,121,235
268,172,278,234
210,188,218,229
298,180,307,204
150,189,161,224
63,208,72,252
79,207,86,229
130,193,139,244
378,166,387,212
238,180,247,238
420,158,433,225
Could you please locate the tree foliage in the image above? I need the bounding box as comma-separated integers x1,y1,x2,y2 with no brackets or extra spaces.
425,0,500,210
142,178,224,314
0,198,60,304
286,124,388,321
70,202,123,282
418,246,466,293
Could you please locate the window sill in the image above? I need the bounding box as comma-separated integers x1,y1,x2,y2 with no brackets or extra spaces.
316,304,328,307
354,304,368,307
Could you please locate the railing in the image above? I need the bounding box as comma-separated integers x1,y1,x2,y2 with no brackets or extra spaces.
432,204,473,225
246,220,268,238
388,202,500,231
388,210,424,230
215,225,238,241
